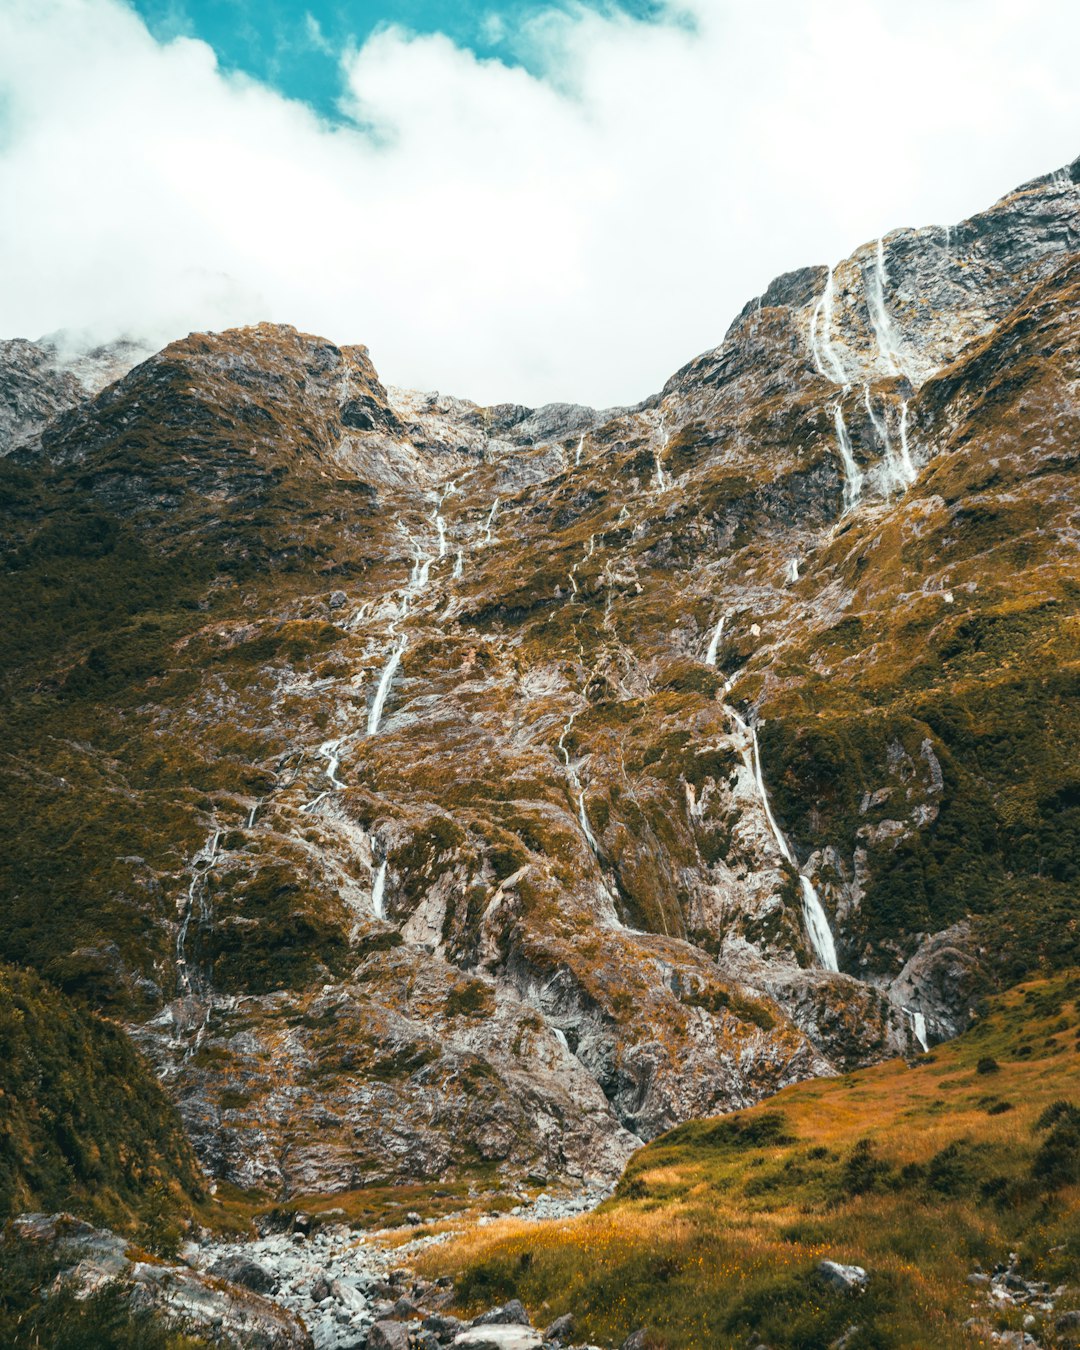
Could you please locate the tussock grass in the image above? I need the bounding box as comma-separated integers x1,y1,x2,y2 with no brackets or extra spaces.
419,974,1080,1349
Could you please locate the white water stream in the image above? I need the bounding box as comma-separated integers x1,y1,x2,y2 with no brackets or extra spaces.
653,413,671,492
367,637,407,736
866,237,906,378
808,266,848,384
371,860,388,919
726,706,839,971
483,498,499,545
832,403,864,511
704,613,726,666
558,713,602,858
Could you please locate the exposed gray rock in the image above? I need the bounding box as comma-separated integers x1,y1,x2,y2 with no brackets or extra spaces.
473,1299,531,1326
207,1253,279,1293
368,1321,411,1350
817,1260,869,1292
11,1213,311,1349
454,1329,542,1350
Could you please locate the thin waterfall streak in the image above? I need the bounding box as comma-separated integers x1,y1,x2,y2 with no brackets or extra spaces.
705,613,726,666
371,861,387,919
726,708,839,971
897,401,917,483
808,266,848,384
367,637,406,736
866,236,905,378
483,498,499,544
832,403,863,511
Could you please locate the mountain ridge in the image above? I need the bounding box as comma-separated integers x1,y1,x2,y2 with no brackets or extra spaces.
0,152,1077,1232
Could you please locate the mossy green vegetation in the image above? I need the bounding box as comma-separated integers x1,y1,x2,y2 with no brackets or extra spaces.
420,973,1080,1349
0,964,203,1240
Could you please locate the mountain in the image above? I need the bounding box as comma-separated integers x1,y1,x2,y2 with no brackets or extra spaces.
0,153,1078,1243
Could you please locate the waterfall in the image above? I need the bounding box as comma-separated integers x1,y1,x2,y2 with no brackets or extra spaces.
866,237,906,379
246,802,258,828
483,498,500,545
434,512,447,558
832,403,864,511
575,434,584,467
371,860,387,919
175,827,221,1001
787,558,800,583
653,413,670,492
317,739,346,790
863,383,891,454
808,266,848,384
704,613,726,666
903,1007,929,1051
727,708,840,972
897,400,917,484
558,714,602,859
452,549,464,580
367,637,407,736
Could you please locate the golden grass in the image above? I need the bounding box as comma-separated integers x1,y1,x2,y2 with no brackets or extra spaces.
416,973,1080,1349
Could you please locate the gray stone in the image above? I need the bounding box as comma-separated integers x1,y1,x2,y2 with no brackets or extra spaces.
207,1254,278,1294
817,1261,869,1292
367,1321,411,1350
474,1300,531,1327
453,1330,541,1350
542,1313,574,1344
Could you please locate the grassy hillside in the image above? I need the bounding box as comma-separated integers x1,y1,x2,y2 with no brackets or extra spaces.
0,963,204,1246
422,973,1080,1349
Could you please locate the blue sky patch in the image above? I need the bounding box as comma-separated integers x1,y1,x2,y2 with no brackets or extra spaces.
127,0,663,120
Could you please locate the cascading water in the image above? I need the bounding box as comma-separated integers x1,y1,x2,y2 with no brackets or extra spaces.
575,434,584,467
808,266,848,384
371,860,388,919
832,403,864,511
452,549,464,580
866,237,907,379
787,558,800,583
897,400,917,484
367,637,407,736
704,613,726,666
726,707,839,972
176,827,221,1000
653,412,671,492
483,499,499,545
904,1007,929,1052
558,714,602,858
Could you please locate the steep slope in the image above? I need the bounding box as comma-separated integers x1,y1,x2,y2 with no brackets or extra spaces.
422,971,1080,1350
0,155,1077,1207
0,963,203,1239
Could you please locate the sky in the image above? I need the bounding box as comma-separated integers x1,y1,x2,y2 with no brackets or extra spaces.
1,0,1079,407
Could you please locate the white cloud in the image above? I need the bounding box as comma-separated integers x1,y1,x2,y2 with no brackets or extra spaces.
1,0,1078,406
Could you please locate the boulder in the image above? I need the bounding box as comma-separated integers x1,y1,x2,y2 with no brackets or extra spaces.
207,1254,278,1294
453,1328,542,1350
473,1300,531,1326
368,1321,411,1350
542,1312,574,1344
817,1261,869,1292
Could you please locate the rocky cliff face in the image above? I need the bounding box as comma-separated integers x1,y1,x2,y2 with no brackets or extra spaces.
1,155,1078,1203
